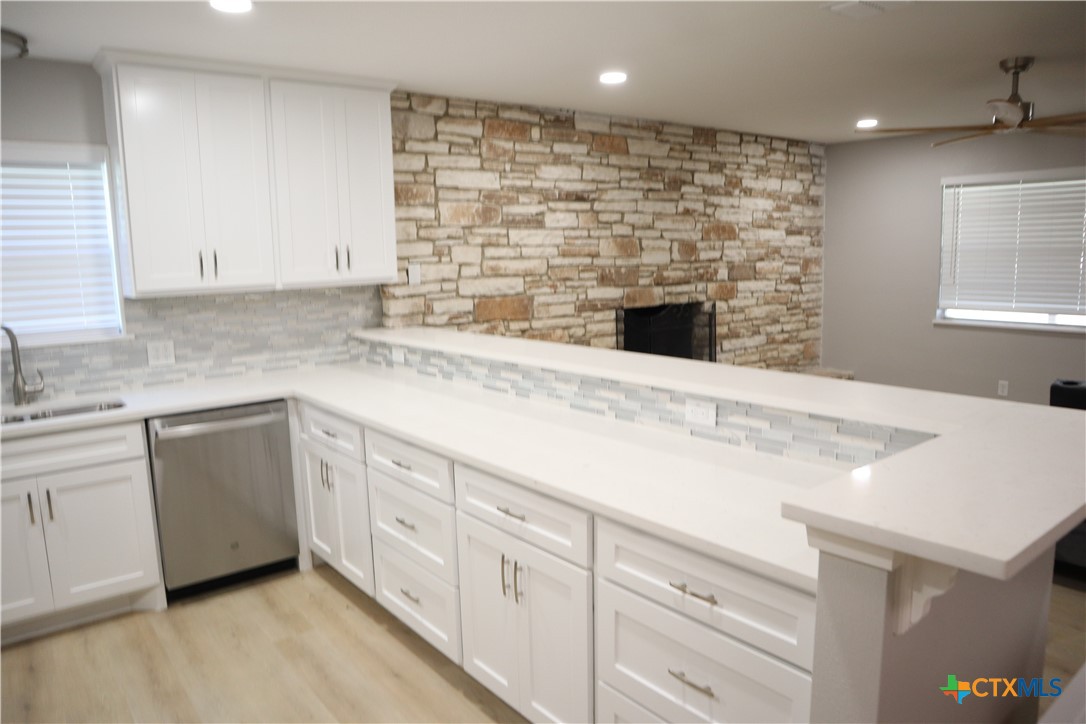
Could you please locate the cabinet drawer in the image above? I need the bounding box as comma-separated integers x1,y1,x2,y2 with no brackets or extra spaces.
455,464,591,568
299,404,363,460
365,430,453,503
597,580,811,723
597,519,815,670
369,470,457,586
1,423,145,479
597,681,665,724
373,539,462,664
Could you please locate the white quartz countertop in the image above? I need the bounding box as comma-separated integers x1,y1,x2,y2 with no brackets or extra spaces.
4,327,1083,588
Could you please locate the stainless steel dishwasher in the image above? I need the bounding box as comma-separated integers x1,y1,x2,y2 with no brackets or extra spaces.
148,400,298,592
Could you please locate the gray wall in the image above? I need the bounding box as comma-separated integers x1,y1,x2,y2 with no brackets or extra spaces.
823,133,1086,405
1,58,383,404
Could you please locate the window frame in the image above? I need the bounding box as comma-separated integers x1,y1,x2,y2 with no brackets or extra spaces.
1,140,127,348
934,167,1086,335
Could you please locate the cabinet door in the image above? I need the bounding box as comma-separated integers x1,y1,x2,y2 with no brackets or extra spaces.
515,536,593,724
302,443,337,562
40,460,160,610
1,479,54,624
339,87,397,283
194,73,275,289
457,512,520,707
329,457,374,596
117,64,206,294
269,80,340,286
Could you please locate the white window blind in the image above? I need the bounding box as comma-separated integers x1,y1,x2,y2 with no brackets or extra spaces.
938,174,1086,330
1,142,123,344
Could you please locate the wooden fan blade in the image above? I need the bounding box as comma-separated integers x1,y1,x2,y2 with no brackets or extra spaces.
1030,126,1086,137
858,124,999,134
1022,112,1086,128
931,130,998,148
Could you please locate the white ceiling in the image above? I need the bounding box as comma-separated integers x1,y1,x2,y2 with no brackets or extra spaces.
2,1,1084,144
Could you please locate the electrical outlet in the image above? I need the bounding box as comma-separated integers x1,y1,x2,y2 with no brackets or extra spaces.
685,398,717,427
997,380,1009,397
147,340,175,367
392,348,405,364
407,263,422,286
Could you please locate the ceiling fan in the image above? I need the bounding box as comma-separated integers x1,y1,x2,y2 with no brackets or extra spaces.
857,57,1086,147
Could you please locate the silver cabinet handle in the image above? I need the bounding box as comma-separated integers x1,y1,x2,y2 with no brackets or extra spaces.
26,492,35,525
390,458,412,472
668,669,716,698
213,250,218,279
46,489,54,521
497,505,526,521
399,588,419,604
394,516,416,532
320,428,338,440
669,580,718,606
513,560,522,604
335,246,340,271
346,246,351,270
500,553,509,598
320,459,328,489
198,250,204,279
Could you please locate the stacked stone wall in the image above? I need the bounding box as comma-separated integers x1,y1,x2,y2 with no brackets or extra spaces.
385,91,824,369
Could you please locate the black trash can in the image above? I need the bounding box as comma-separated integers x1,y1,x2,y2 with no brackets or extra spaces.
1052,380,1086,572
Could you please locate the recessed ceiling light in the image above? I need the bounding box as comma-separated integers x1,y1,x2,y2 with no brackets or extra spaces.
210,0,252,13
856,118,879,129
599,71,627,85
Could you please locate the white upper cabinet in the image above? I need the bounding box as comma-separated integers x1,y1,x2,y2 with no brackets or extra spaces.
107,63,276,296
97,53,397,296
270,80,397,287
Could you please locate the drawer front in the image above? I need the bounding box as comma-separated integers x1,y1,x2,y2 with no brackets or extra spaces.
597,681,665,724
454,464,591,568
597,519,815,670
597,580,811,724
369,470,458,586
2,423,145,479
300,404,364,460
372,539,462,664
366,430,454,503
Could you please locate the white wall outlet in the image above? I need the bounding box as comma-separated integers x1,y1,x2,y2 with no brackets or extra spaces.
407,263,422,286
392,348,405,364
997,380,1009,397
685,398,717,427
147,340,175,367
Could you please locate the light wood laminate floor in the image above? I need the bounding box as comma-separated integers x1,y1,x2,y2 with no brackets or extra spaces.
1,567,523,723
2,567,1083,723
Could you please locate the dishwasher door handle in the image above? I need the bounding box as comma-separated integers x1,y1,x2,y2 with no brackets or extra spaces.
153,410,286,441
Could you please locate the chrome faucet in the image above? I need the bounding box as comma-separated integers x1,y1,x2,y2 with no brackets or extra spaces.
1,325,45,406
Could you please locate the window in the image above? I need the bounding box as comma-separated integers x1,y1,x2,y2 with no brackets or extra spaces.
937,169,1086,332
1,141,124,345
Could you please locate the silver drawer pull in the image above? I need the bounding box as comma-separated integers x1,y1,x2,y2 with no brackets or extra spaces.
497,505,526,521
399,588,420,604
669,580,718,606
390,458,413,472
668,669,716,699
394,516,416,532
320,428,338,439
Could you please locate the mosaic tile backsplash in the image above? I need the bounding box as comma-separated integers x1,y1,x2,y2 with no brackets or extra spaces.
357,339,936,469
1,287,382,405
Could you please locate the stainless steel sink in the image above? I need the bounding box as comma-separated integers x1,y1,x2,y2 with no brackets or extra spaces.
2,400,126,425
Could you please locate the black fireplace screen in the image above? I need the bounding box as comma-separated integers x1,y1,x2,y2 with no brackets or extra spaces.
617,302,717,362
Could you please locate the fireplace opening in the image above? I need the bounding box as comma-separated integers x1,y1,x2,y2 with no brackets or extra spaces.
617,302,717,362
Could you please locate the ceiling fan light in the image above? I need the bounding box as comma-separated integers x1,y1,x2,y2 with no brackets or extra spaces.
210,0,252,13
599,71,627,85
856,118,878,129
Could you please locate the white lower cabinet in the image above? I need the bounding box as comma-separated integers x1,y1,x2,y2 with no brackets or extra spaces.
597,681,666,723
597,579,811,723
301,439,374,596
457,511,592,723
373,539,462,662
1,424,161,628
